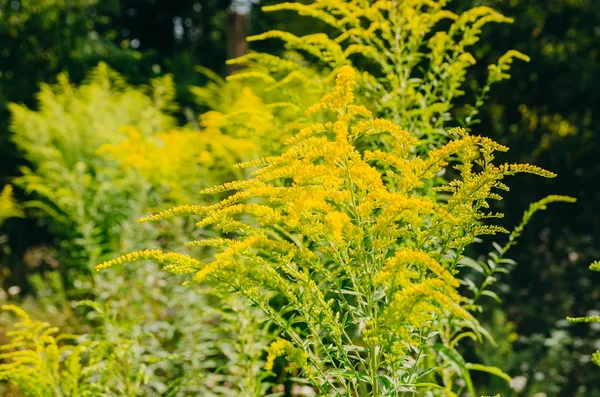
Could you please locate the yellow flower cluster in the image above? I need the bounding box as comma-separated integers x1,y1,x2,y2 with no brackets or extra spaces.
265,339,291,371
97,65,556,392
98,125,257,203
237,0,527,145
0,305,91,397
264,339,310,374
191,66,320,157
375,249,459,289
95,249,202,274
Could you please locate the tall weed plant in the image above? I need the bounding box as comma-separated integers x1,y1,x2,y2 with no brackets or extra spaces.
99,64,566,395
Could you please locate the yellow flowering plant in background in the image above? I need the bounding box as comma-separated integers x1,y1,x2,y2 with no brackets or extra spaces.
97,125,257,205
3,62,276,396
0,185,23,226
99,66,559,396
9,62,177,275
228,0,529,146
189,65,324,157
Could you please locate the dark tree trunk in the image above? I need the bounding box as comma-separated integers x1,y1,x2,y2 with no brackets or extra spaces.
227,11,248,75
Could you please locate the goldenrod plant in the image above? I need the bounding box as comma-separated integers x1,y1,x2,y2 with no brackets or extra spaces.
228,0,528,144
190,65,323,157
5,62,275,395
0,185,23,226
9,62,177,276
98,66,558,396
567,261,600,367
0,305,102,397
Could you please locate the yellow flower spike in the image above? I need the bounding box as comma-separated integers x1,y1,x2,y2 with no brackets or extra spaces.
0,185,24,225
307,65,357,116
379,249,460,288
325,211,352,245
264,339,292,371
95,250,202,273
1,305,31,322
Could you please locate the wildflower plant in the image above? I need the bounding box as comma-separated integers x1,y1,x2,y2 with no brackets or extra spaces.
0,305,102,397
9,62,177,275
190,65,323,157
0,185,24,226
567,260,600,367
4,62,275,395
98,66,557,395
230,0,529,144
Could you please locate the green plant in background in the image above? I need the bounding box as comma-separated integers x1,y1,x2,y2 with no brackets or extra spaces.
461,195,576,396
568,261,600,367
99,66,559,396
462,195,576,310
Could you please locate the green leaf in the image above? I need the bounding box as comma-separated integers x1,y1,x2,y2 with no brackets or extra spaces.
466,363,512,383
491,241,503,254
343,345,366,352
481,290,502,303
378,374,393,389
339,288,364,296
416,366,438,380
458,257,485,273
450,331,478,348
410,383,458,397
434,344,475,397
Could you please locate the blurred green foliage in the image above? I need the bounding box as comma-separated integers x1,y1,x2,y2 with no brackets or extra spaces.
1,62,274,395
451,0,600,396
8,63,176,282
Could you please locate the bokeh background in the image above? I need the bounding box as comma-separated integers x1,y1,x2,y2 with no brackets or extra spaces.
0,0,598,396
